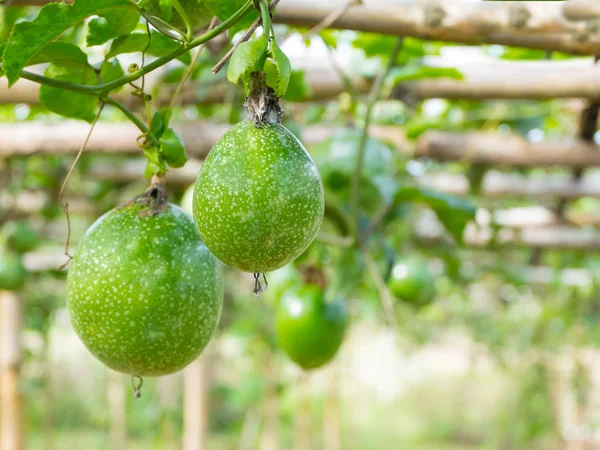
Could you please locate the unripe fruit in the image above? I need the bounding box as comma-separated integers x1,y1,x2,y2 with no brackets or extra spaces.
276,285,346,370
67,203,223,376
0,251,27,291
388,256,436,306
5,221,40,253
193,119,324,273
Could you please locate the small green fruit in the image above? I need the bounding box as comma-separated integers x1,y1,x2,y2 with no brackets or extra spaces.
67,203,223,377
193,119,324,273
5,221,40,253
276,285,346,370
0,251,27,291
388,257,436,306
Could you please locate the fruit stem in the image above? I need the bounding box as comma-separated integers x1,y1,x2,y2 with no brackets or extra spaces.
245,71,284,127
172,0,195,42
300,265,327,290
120,174,169,217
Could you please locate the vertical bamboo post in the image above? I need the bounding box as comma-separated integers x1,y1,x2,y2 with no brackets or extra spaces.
294,373,311,450
322,363,341,450
183,355,210,450
42,333,53,450
0,291,23,450
259,353,278,450
107,370,127,450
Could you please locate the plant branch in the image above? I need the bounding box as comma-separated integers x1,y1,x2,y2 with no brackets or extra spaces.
350,38,403,245
170,17,219,109
211,0,281,74
102,97,159,146
12,1,254,96
259,0,273,40
301,0,361,40
171,0,194,42
362,249,401,333
57,103,105,270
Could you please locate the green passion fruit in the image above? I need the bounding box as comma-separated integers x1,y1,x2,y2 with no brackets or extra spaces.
0,250,27,291
193,119,325,274
388,256,436,307
67,202,223,377
142,0,212,31
276,285,347,370
5,221,40,253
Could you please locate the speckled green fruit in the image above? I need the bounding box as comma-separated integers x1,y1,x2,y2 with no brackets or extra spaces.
143,0,212,30
276,285,346,370
193,120,325,273
5,221,40,253
0,251,27,291
388,257,436,307
67,203,223,377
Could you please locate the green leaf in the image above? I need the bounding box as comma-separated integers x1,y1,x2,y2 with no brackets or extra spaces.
282,69,310,102
159,128,187,168
0,8,28,42
394,186,476,243
227,35,268,91
28,42,90,69
39,64,98,122
87,9,141,46
267,40,291,97
159,0,173,18
390,66,464,85
203,0,258,37
107,31,191,64
2,0,136,86
100,59,125,91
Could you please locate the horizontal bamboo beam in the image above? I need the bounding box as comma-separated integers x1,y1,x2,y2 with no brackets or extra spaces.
420,171,600,200
416,131,600,168
395,61,600,101
19,249,594,287
0,64,368,106
419,220,600,251
4,61,600,107
6,1,599,55
6,119,600,174
0,120,409,157
563,0,600,21
272,1,600,56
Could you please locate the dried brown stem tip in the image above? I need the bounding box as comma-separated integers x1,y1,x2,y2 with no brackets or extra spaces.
245,71,284,127
300,265,327,290
118,174,168,217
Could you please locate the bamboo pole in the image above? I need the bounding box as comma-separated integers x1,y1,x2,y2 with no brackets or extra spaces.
0,121,408,158
9,1,600,55
0,291,23,450
183,355,210,450
416,132,600,169
420,171,600,200
258,354,278,450
3,61,600,106
322,364,341,450
107,370,127,450
294,373,311,450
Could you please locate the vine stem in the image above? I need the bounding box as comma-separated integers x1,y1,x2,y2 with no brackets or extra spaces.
101,97,159,146
211,0,281,74
350,38,403,245
171,0,194,42
362,249,401,333
13,1,254,96
259,0,272,39
170,17,219,109
57,102,105,270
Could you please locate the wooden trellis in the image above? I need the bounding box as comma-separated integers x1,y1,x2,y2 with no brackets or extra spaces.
3,2,600,450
